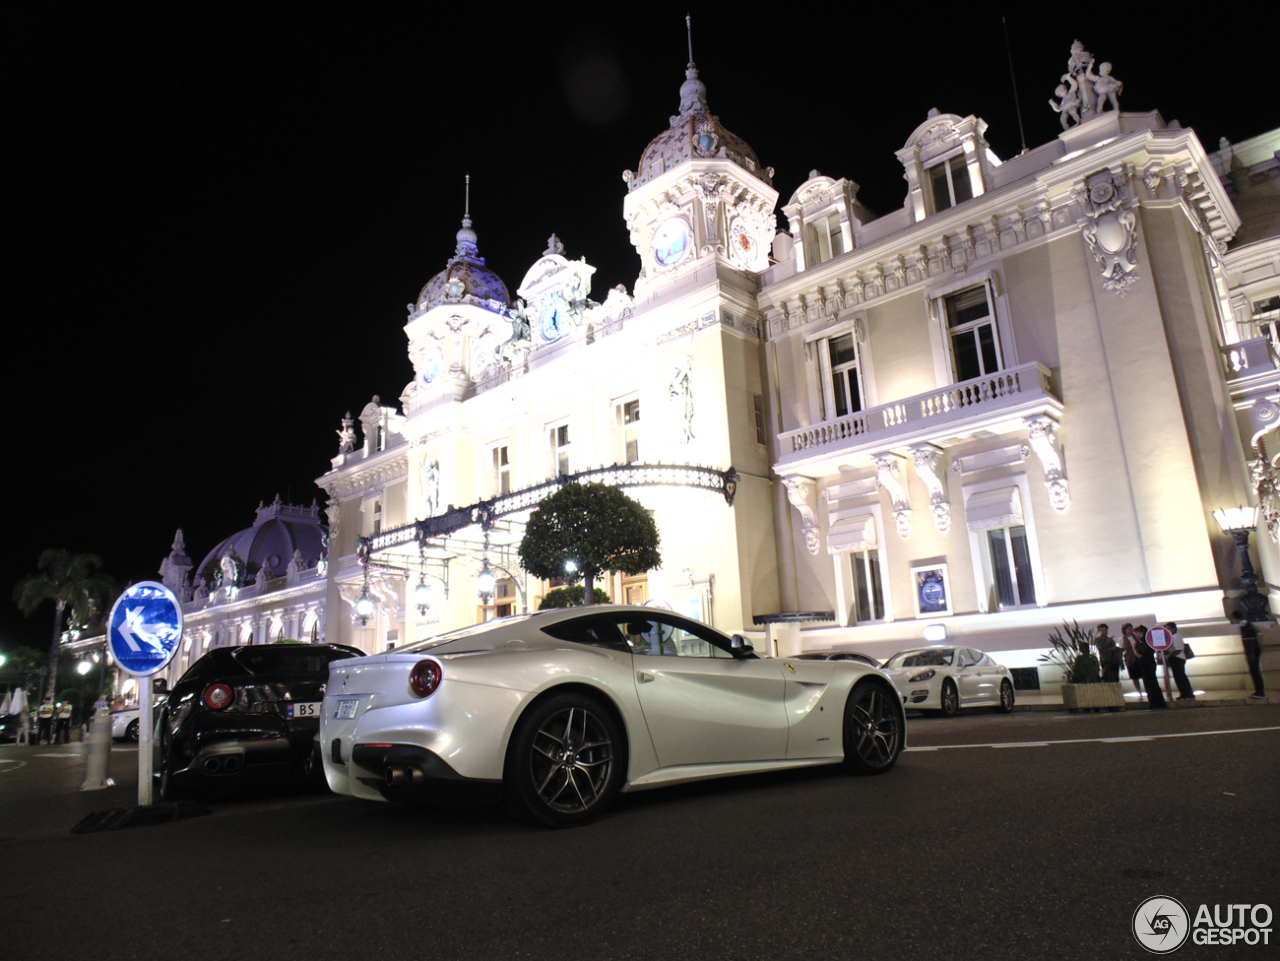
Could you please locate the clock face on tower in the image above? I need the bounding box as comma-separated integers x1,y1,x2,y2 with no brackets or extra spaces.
729,220,757,263
539,296,568,342
652,218,692,268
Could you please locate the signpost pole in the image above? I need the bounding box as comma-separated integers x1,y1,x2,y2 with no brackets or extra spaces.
138,676,153,806
107,581,180,809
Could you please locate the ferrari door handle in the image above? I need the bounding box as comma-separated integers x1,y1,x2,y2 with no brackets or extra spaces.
637,672,655,683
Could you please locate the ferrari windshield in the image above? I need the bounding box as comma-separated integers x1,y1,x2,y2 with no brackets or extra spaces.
884,649,954,669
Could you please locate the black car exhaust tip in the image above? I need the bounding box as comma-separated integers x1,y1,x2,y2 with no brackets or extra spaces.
222,755,243,774
202,756,222,775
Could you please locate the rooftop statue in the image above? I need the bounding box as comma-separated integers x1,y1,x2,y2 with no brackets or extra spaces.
337,412,356,454
1050,40,1122,129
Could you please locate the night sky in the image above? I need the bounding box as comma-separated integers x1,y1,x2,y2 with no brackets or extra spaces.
3,5,1274,651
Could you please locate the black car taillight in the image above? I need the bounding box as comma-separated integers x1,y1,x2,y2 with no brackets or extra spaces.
203,683,234,710
408,660,442,698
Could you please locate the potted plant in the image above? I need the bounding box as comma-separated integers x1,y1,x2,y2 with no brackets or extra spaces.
1047,620,1126,711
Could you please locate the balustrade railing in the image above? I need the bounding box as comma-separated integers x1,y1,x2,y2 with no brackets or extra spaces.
781,362,1055,457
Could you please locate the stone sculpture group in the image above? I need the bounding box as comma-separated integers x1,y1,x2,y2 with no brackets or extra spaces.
1049,40,1123,130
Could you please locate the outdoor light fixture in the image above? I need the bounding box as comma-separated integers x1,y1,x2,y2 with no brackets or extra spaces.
0,654,6,669
1212,505,1259,533
477,560,497,601
564,559,578,575
1213,504,1271,622
355,585,375,625
415,575,431,615
77,660,92,676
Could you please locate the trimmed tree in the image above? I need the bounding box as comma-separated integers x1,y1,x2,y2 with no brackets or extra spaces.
13,550,116,700
519,482,661,606
538,586,611,609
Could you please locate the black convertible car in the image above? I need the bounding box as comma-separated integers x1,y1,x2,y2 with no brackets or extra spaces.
154,642,361,798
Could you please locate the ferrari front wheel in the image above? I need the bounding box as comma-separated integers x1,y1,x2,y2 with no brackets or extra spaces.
505,693,622,828
842,680,903,775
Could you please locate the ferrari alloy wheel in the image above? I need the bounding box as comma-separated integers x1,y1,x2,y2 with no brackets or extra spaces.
997,680,1015,713
939,680,960,717
842,680,904,775
125,719,140,743
507,693,621,827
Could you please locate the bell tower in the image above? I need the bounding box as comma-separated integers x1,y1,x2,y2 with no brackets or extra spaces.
621,19,778,299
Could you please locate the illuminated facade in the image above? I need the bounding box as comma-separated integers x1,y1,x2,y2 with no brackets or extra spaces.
162,42,1278,694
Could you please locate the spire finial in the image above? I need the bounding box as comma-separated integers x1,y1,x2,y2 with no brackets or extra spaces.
454,173,479,259
671,15,708,125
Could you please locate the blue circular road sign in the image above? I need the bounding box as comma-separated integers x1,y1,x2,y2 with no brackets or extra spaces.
107,581,184,676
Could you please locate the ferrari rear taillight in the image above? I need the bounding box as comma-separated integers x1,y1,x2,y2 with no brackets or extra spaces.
203,683,234,710
408,659,442,698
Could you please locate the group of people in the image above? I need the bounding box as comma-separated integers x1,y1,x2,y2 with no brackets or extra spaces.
34,695,75,744
1093,616,1267,708
1093,621,1192,709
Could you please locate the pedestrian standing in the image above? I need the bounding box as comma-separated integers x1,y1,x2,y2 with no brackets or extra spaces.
37,696,55,744
1133,625,1168,708
1164,622,1194,701
12,687,30,744
1095,623,1121,682
1233,610,1267,700
1120,623,1142,694
55,700,73,743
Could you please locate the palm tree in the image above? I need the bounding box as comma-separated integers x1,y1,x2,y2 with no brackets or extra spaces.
13,550,116,701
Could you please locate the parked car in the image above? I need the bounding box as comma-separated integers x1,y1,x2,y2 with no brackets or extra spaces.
153,643,362,799
793,650,883,668
0,712,23,743
111,707,141,742
881,647,1015,716
320,606,906,827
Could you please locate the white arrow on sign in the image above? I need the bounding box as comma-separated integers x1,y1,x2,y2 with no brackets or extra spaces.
117,607,172,655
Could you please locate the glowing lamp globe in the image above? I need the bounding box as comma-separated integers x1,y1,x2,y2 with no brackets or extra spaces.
1212,506,1258,533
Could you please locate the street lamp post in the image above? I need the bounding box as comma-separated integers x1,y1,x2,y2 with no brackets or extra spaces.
1212,505,1272,622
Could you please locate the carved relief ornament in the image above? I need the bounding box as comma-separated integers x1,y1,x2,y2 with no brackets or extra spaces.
910,444,951,533
1025,415,1070,512
875,455,913,538
1078,174,1139,295
783,476,821,555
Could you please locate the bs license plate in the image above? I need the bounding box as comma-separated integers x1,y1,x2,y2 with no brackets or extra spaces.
286,702,321,719
335,699,359,720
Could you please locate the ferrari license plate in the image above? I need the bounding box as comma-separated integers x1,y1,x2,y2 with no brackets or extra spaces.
286,702,321,719
335,699,359,720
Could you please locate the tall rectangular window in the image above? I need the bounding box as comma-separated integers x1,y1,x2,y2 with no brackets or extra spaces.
944,285,1001,382
491,445,510,495
852,549,884,622
753,394,767,445
929,155,973,212
554,424,571,476
622,400,640,464
805,212,845,267
824,332,864,418
372,500,382,535
987,526,1036,607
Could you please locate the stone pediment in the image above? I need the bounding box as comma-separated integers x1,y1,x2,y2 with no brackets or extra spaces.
517,251,596,309
899,111,988,166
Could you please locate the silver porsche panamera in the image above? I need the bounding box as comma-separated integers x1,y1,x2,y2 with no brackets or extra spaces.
320,605,905,826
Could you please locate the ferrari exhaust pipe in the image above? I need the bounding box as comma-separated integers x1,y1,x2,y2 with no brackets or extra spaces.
385,764,424,788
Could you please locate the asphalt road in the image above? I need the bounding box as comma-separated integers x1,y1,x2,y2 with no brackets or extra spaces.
3,705,1277,961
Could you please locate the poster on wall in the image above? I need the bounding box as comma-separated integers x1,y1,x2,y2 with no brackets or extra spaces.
912,564,952,617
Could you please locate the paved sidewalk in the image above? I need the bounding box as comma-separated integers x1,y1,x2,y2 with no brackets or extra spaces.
1010,687,1277,711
